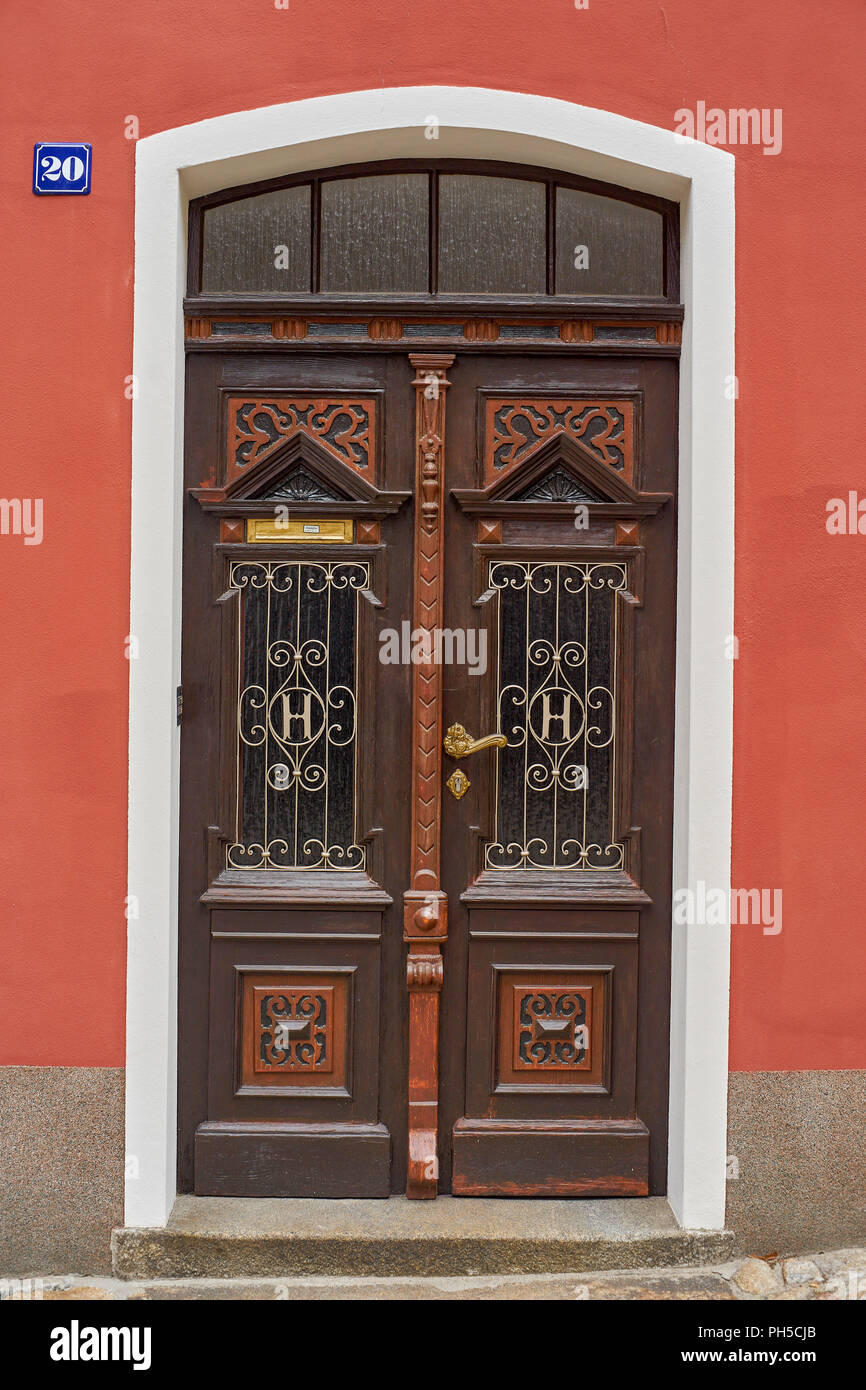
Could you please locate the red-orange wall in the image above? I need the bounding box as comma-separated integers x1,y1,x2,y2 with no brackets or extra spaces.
1,1,864,1071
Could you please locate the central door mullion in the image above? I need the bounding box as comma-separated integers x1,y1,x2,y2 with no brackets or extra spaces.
403,352,454,1198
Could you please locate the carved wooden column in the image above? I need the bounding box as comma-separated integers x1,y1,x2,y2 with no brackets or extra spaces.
404,353,453,1198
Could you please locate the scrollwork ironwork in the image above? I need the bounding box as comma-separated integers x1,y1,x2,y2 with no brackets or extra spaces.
485,561,625,870
228,561,368,870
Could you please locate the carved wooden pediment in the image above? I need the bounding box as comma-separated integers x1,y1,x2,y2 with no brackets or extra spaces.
190,431,409,517
452,434,670,519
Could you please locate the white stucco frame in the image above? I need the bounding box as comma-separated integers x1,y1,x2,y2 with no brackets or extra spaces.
127,86,734,1230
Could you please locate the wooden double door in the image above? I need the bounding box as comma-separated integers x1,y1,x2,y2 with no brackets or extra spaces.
179,344,677,1198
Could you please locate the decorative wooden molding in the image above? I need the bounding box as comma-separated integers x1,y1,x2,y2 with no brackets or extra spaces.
615,520,641,546
368,318,403,340
272,318,308,339
226,396,378,484
656,321,682,345
454,434,670,519
403,351,453,1199
239,971,350,1094
498,974,605,1089
463,320,499,341
184,312,684,352
484,395,636,485
191,439,410,518
219,518,245,544
560,320,593,343
356,519,381,545
476,518,502,544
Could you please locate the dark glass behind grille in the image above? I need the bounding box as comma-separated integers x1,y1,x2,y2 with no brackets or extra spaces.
229,561,366,871
488,561,623,870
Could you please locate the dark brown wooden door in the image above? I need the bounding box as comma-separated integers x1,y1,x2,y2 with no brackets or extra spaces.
178,345,676,1199
179,351,418,1197
438,354,677,1196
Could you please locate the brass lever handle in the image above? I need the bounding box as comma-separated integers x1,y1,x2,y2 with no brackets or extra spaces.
443,723,507,759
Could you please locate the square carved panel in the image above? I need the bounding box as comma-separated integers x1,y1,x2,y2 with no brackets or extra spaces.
512,985,593,1072
238,970,350,1093
255,985,334,1074
496,969,608,1091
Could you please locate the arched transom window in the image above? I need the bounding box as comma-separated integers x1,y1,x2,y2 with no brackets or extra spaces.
192,161,677,301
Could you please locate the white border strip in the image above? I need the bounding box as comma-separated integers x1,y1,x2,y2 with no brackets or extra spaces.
127,86,734,1229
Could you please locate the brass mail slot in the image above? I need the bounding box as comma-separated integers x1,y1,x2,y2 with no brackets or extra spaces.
246,518,354,544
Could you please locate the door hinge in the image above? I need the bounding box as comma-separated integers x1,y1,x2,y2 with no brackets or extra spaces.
176,686,183,725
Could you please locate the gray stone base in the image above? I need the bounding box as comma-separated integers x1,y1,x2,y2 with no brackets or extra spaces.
727,1070,866,1256
0,1066,124,1275
4,1064,863,1274
112,1194,734,1279
18,1245,865,1299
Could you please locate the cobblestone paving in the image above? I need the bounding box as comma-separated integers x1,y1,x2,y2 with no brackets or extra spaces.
2,1247,864,1300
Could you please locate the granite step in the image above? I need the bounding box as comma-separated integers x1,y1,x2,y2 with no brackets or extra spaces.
112,1195,736,1280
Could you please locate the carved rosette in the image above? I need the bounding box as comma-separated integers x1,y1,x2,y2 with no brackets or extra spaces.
404,353,453,1199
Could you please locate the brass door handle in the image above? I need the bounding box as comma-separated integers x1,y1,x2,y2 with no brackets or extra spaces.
443,723,507,759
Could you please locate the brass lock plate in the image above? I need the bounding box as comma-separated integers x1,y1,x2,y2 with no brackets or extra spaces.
446,769,471,800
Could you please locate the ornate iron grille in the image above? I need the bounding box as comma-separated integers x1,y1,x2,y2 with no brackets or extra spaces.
228,560,368,870
486,560,625,870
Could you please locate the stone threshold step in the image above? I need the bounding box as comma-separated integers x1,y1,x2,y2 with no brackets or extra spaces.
112,1195,736,1280
38,1269,738,1300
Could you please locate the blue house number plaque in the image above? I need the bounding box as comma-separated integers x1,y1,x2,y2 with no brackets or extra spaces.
33,143,92,195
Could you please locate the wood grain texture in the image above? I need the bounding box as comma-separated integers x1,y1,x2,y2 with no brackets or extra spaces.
404,353,454,1198
438,352,678,1198
451,1118,650,1197
180,314,678,1202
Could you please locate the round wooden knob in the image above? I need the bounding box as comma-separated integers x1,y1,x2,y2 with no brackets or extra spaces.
414,901,439,932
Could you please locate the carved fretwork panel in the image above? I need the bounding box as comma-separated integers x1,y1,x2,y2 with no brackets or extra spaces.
226,397,378,486
484,397,635,485
228,559,369,871
256,987,333,1072
485,560,627,871
239,970,350,1093
496,969,607,1091
514,986,591,1070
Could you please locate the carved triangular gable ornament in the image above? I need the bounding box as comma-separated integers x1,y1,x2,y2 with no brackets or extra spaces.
513,465,604,504
189,429,410,517
226,433,367,502
264,466,348,503
451,433,670,518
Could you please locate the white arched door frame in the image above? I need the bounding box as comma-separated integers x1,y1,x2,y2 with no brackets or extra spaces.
126,86,735,1231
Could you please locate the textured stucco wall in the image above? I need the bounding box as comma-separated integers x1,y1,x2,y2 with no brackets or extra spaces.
0,1,864,1075
0,1067,124,1274
726,1070,866,1256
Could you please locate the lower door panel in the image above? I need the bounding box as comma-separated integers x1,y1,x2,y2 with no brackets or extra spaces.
194,911,392,1197
450,913,648,1197
452,1120,649,1197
